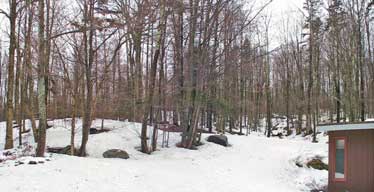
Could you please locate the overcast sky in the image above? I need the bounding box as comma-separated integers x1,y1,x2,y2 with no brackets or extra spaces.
0,0,8,36
0,0,305,49
260,0,305,48
268,0,304,14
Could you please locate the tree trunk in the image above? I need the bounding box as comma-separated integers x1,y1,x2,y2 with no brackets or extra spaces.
4,0,18,150
36,0,48,157
80,0,94,157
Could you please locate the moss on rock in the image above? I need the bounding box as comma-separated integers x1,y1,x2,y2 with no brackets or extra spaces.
307,159,328,170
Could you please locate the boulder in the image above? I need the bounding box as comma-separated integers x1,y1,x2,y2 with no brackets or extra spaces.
47,145,77,155
90,128,110,135
207,135,228,147
307,159,328,170
60,145,75,154
28,161,37,165
103,149,129,159
90,128,99,134
47,146,65,154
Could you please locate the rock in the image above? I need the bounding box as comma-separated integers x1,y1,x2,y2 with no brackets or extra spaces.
307,159,328,170
47,145,77,155
295,161,303,168
103,149,129,159
28,161,37,165
207,135,228,147
3,151,13,156
90,128,111,135
14,161,25,166
90,128,98,134
310,185,328,192
60,145,75,155
47,146,65,153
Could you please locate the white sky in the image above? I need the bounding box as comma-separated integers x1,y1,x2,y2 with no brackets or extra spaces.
268,0,304,13
260,0,305,48
0,0,9,47
0,1,8,27
0,0,305,50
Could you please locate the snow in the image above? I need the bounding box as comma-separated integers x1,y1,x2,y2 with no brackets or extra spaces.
335,173,344,179
0,119,328,192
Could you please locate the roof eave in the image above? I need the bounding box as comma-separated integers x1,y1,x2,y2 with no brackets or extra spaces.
317,122,374,132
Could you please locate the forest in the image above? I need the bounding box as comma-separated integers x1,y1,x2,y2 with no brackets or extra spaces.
1,0,374,191
0,0,373,157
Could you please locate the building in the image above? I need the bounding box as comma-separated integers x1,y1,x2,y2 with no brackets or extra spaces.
317,122,374,192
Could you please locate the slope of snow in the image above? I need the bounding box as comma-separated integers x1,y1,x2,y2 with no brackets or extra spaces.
0,119,327,192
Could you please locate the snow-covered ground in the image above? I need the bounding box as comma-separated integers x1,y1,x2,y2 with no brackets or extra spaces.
0,119,328,192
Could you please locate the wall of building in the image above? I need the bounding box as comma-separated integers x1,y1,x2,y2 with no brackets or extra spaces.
328,129,374,192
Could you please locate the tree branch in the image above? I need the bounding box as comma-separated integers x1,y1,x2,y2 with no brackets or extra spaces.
0,9,10,19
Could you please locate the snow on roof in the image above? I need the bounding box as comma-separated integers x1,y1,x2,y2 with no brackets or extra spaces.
317,122,374,132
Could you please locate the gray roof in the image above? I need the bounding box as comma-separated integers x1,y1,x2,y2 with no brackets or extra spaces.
317,122,374,132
